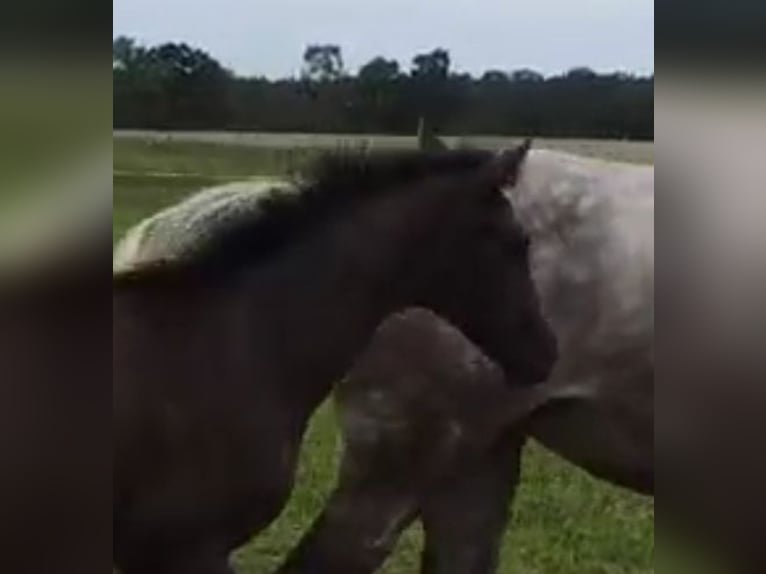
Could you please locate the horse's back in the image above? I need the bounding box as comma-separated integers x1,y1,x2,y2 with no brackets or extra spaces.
113,178,289,272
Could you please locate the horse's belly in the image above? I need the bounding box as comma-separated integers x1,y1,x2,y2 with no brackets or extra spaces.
532,372,655,493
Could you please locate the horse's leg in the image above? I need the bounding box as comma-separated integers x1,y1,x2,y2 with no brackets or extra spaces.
419,435,524,574
275,472,420,574
275,407,426,574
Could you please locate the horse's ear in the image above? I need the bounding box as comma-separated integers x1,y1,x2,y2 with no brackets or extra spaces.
487,139,533,188
518,137,533,157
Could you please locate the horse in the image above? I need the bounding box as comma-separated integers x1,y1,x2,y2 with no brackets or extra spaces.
280,146,655,574
112,144,558,574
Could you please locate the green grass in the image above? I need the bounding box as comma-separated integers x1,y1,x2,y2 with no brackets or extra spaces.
114,138,319,180
114,136,655,573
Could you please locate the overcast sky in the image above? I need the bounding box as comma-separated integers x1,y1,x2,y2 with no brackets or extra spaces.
113,0,653,78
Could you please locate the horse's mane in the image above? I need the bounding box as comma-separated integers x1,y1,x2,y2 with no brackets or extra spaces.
114,148,494,287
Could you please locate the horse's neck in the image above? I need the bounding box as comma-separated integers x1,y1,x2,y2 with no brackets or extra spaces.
509,150,612,239
510,150,653,348
510,150,654,256
240,199,427,419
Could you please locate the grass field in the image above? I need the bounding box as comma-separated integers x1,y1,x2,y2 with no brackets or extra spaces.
114,135,655,574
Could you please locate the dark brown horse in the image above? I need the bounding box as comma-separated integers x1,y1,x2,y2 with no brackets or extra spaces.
113,145,557,574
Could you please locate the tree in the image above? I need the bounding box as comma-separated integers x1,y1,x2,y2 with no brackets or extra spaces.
411,48,450,79
358,57,400,84
347,57,404,131
302,44,344,82
408,49,462,132
113,36,139,69
566,66,598,80
114,38,654,140
113,40,231,129
481,70,510,84
510,69,544,83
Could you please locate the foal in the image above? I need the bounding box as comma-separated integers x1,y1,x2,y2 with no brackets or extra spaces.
113,146,556,574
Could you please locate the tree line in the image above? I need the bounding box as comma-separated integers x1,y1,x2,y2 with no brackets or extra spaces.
113,38,653,140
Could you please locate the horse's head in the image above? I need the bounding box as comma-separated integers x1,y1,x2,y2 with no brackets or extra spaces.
414,140,557,385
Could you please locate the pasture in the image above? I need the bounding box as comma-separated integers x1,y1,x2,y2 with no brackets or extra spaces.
113,134,655,574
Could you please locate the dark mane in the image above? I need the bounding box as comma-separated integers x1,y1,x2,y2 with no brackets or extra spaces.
114,148,494,287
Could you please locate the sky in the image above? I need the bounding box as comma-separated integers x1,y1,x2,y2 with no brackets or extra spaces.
113,0,654,78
